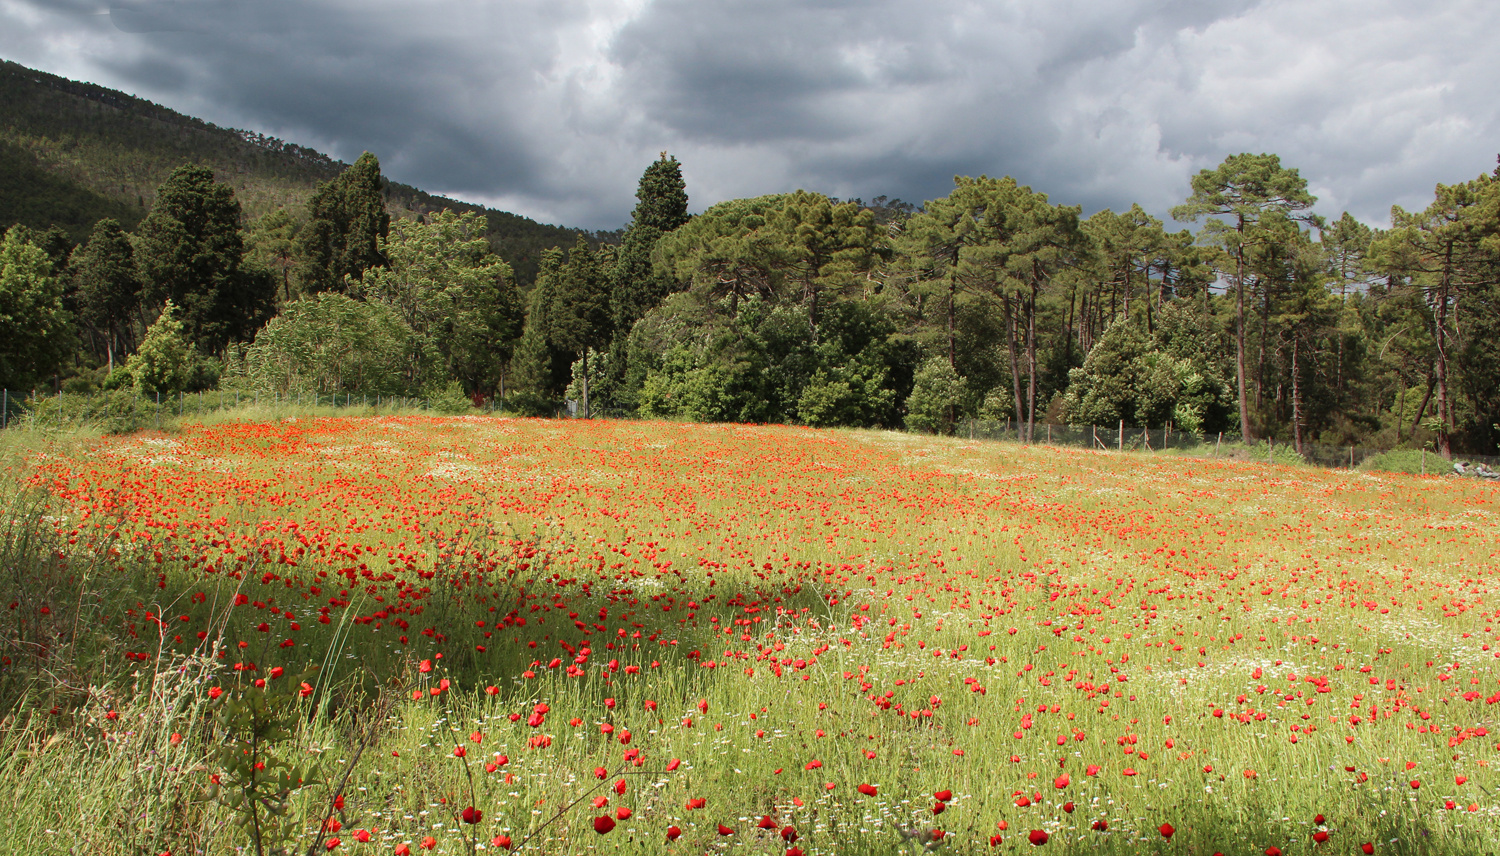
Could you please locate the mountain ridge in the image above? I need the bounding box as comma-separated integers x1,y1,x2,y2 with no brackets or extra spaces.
0,57,597,285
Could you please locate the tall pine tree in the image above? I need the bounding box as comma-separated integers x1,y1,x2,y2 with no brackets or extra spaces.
69,217,141,372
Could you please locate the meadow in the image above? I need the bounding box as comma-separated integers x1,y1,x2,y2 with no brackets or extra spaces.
1,414,1497,856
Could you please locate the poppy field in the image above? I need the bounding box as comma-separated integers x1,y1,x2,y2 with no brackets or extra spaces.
3,415,1499,856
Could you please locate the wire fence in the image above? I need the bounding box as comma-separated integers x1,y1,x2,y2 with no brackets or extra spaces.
0,387,496,433
4,389,1498,481
960,418,1500,479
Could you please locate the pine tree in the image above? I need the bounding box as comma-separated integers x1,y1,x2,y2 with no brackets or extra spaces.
69,217,141,371
509,247,573,415
551,237,611,417
1172,153,1317,441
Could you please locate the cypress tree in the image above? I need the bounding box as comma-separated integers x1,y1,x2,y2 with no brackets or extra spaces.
631,153,689,233
296,151,390,294
136,165,272,355
606,154,690,410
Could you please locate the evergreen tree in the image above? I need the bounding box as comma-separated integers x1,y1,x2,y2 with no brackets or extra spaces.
510,247,575,415
1371,173,1500,457
296,152,389,295
0,225,73,390
135,165,274,354
69,217,141,372
605,155,691,411
1172,153,1317,441
631,152,690,233
246,207,302,303
551,237,611,417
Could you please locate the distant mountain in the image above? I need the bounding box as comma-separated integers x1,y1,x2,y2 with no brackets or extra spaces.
0,58,596,285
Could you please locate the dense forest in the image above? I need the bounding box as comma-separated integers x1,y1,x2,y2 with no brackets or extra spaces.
1,60,1497,456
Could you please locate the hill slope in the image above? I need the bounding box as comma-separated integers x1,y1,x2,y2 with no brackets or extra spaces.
0,58,591,284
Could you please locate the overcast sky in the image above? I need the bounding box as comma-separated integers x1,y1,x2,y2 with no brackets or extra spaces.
2,0,1496,231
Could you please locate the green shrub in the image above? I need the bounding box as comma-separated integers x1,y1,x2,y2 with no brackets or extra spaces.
1360,448,1438,474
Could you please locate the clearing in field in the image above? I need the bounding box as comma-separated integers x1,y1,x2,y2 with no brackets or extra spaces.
2,415,1498,855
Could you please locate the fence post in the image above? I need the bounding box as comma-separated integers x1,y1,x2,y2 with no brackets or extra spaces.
2,388,6,430
1421,449,1426,475
1118,420,1123,452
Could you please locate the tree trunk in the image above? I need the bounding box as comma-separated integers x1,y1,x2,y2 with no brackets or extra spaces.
1063,284,1076,371
1234,220,1253,440
1433,262,1453,458
1025,276,1039,443
1291,336,1303,456
1411,374,1435,440
581,346,591,419
947,278,957,369
1002,294,1024,429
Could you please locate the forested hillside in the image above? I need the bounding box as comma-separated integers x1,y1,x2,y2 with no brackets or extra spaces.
0,59,588,284
1,59,1497,457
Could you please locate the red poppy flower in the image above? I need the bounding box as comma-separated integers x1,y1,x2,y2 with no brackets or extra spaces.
1362,844,1374,855
1159,823,1175,839
593,815,615,834
858,783,878,796
717,823,734,836
461,806,482,824
666,826,682,841
1028,830,1049,845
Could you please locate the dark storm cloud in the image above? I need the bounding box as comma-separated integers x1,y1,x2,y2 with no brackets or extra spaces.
2,0,1497,229
109,0,292,35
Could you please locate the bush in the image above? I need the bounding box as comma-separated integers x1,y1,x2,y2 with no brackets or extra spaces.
426,380,474,415
1360,449,1439,475
905,358,964,434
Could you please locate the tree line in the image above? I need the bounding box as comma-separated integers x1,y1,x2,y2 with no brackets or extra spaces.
2,149,1497,456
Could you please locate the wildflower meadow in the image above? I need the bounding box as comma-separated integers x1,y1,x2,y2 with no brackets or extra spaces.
1,414,1497,856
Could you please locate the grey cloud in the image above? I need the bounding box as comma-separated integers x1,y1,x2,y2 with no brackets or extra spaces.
109,0,293,35
2,0,1498,230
